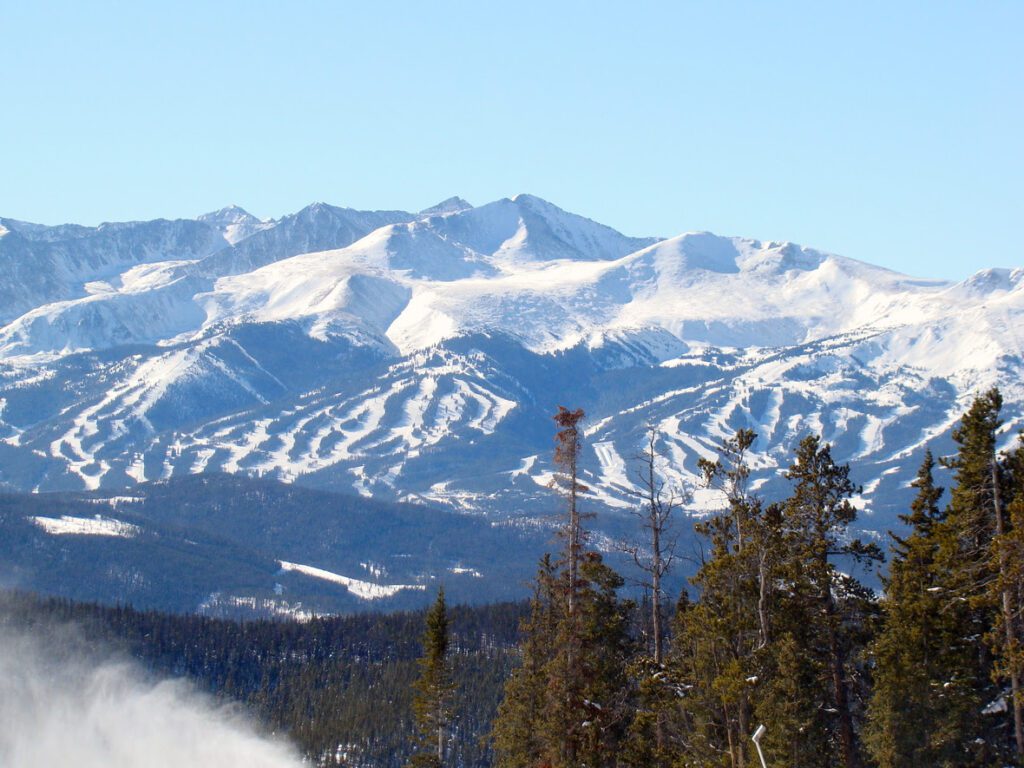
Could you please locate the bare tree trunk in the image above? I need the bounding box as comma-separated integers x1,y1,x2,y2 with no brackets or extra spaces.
993,462,1024,758
757,547,770,648
723,700,738,768
437,708,444,765
826,588,861,768
553,407,586,768
736,695,749,767
569,452,579,618
649,436,663,665
648,436,666,757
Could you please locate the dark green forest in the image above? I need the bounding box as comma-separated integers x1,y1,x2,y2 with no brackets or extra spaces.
491,389,1024,768
0,591,526,767
4,387,1024,768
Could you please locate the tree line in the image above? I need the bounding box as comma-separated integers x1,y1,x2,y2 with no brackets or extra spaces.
5,387,1023,767
0,591,526,767
467,390,1024,768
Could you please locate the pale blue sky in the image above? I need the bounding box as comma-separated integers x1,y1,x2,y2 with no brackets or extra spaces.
1,1,1020,279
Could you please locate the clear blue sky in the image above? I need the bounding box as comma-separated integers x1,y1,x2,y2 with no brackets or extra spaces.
2,1,1020,279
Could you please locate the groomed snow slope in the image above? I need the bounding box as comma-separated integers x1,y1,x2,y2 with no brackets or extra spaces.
0,195,1020,540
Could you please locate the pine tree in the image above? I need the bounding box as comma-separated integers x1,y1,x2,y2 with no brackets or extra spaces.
931,387,1013,763
865,450,950,767
409,587,454,768
659,429,784,768
493,407,634,768
492,557,558,768
542,553,633,768
994,436,1024,762
761,434,881,768
675,429,764,766
493,555,634,768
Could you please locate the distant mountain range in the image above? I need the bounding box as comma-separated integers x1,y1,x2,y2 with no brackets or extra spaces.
0,194,1021,609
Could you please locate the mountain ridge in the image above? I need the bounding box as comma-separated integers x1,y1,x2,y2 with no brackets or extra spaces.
0,195,1020,571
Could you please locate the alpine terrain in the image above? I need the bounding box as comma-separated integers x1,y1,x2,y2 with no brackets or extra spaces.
0,194,1021,608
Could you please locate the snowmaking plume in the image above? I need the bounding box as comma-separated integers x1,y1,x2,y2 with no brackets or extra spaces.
0,625,300,768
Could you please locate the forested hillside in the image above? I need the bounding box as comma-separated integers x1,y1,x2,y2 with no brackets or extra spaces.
0,474,556,613
0,591,526,767
490,389,1024,768
3,387,1023,768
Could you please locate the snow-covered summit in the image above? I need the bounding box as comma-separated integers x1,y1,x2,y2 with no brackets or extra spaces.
420,197,473,216
0,195,1018,365
0,195,1020,547
197,205,272,245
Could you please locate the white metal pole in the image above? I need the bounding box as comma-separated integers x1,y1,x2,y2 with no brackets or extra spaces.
751,724,768,768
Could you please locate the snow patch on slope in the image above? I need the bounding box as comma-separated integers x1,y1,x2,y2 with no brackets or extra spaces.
32,515,140,538
278,561,425,600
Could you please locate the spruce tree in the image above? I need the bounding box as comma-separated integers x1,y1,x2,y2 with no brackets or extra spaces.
493,407,634,768
762,434,881,768
656,429,786,768
865,450,950,767
994,436,1024,762
932,387,1013,763
492,557,558,768
409,587,454,768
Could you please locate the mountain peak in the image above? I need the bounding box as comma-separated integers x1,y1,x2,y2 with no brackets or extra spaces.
420,197,473,216
509,192,553,208
198,205,269,245
301,201,332,214
955,267,1022,296
198,204,255,222
219,204,250,215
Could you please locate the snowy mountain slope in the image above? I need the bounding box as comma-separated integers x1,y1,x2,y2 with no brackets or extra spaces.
197,205,273,245
419,196,473,215
196,201,418,277
193,225,994,360
0,194,1021,559
0,217,225,324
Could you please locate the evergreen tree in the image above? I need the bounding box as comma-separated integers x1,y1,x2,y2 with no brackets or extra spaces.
994,436,1024,762
493,407,634,768
542,553,633,768
865,450,951,767
492,558,559,768
931,387,1014,763
666,428,777,768
760,434,881,768
409,587,454,768
493,554,634,768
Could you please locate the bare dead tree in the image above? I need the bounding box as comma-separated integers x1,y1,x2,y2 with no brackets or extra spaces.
551,406,588,616
625,425,688,665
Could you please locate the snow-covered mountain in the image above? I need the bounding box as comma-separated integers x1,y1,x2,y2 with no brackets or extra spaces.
1,194,1022,552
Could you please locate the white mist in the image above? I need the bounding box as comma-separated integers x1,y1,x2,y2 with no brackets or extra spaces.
0,630,301,768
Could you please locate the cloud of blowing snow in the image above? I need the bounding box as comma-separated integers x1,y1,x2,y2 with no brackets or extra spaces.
0,628,301,768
